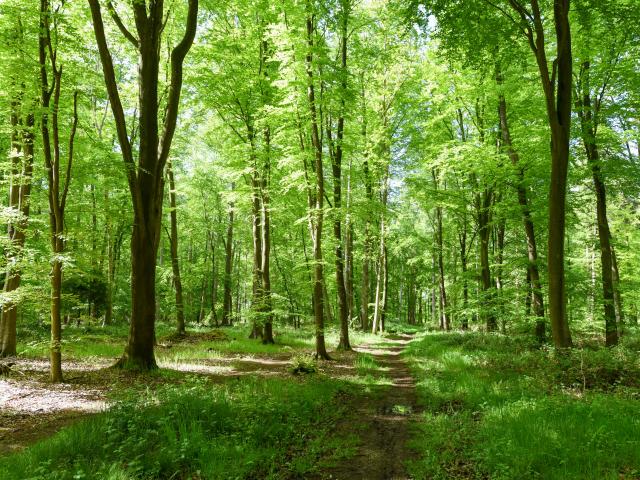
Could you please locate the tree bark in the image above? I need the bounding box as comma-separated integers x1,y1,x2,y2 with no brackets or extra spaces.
576,60,617,346
0,93,34,358
167,160,186,335
39,1,78,381
222,189,234,326
306,7,330,359
88,0,198,369
261,128,275,344
497,81,546,341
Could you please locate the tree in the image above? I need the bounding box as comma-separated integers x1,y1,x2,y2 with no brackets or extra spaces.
88,0,198,369
39,0,78,382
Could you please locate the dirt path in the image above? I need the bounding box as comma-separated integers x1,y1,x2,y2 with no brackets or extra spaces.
321,334,419,480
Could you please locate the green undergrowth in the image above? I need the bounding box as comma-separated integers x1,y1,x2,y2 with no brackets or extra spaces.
406,331,640,480
0,375,352,480
15,322,384,362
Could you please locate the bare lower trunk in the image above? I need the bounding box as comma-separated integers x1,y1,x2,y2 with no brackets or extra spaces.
307,9,329,359
50,247,63,382
0,104,34,358
612,247,624,334
222,196,234,326
121,223,160,369
577,60,617,346
167,161,185,335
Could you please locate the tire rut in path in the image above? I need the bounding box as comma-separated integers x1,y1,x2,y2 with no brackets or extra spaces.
324,334,419,480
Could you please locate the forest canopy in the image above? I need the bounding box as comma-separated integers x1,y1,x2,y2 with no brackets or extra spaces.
0,0,640,477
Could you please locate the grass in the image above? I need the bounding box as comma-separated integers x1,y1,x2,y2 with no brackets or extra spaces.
0,375,351,480
15,322,384,362
406,330,640,480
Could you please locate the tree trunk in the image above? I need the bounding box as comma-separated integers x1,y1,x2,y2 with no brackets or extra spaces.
0,97,34,358
526,0,574,348
261,131,275,345
331,0,351,350
497,70,547,339
89,0,198,369
611,246,624,334
477,189,496,332
39,2,78,381
306,8,330,359
576,60,617,346
167,160,186,335
222,192,234,326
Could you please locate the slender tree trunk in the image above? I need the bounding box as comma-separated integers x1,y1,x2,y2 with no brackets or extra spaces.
521,0,574,348
431,170,449,330
359,74,372,332
306,8,330,359
0,97,34,358
497,74,548,340
611,246,624,334
477,189,496,332
167,160,185,335
576,60,617,346
39,2,78,381
222,191,234,326
459,217,469,330
331,0,351,350
261,129,274,344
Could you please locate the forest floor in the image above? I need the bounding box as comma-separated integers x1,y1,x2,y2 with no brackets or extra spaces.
3,324,640,479
319,334,420,480
0,324,421,479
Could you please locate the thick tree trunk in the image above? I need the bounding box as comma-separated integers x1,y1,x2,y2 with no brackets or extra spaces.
89,0,198,369
529,0,574,348
167,160,185,335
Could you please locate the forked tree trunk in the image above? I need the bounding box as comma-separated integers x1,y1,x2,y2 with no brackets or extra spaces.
39,1,78,381
88,0,198,369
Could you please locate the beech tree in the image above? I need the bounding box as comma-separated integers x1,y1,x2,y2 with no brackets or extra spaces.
88,0,198,369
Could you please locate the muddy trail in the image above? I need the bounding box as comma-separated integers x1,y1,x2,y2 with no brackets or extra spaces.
321,334,419,480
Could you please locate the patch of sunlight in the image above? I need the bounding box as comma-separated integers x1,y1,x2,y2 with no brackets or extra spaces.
441,351,475,369
0,380,106,413
158,361,235,375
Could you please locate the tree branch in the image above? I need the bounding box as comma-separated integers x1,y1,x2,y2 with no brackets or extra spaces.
87,0,141,214
61,90,78,213
106,1,139,47
157,0,198,178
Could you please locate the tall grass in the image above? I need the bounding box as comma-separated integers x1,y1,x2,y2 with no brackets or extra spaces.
0,376,347,479
406,331,640,479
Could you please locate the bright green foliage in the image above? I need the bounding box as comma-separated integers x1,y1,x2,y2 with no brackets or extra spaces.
406,331,640,479
0,376,347,480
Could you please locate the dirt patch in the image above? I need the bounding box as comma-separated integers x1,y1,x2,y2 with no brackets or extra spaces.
315,335,419,480
0,347,307,456
0,410,89,456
